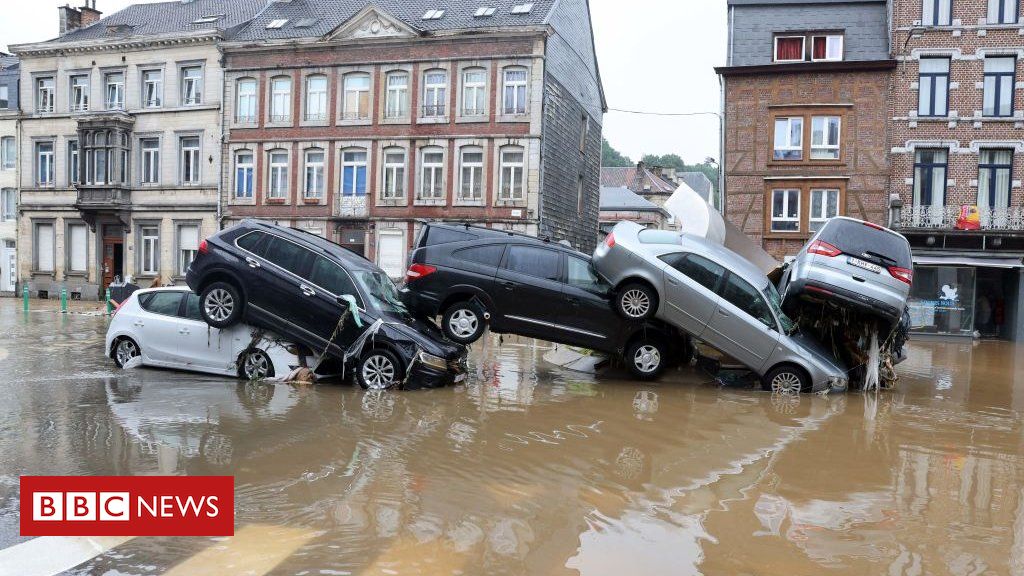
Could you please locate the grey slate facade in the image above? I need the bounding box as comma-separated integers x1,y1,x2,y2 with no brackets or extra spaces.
0,56,20,111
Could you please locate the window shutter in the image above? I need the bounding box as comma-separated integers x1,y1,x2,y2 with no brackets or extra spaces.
69,225,87,272
179,225,199,251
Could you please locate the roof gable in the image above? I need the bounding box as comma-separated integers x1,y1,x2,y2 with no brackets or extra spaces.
325,5,419,41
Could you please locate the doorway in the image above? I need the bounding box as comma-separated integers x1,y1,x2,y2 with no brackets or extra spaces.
974,268,1016,339
102,224,124,289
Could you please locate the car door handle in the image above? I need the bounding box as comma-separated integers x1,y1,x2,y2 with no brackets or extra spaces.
566,296,580,306
246,257,261,269
667,278,679,286
717,309,730,317
300,284,316,297
502,281,515,290
179,327,190,335
133,321,144,328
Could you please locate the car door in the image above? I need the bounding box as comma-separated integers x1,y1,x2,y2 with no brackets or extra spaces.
301,255,370,356
135,291,187,364
247,234,317,342
660,253,726,338
559,254,617,350
705,274,781,371
180,292,234,373
493,244,564,338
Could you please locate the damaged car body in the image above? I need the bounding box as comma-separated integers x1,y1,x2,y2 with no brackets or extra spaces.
185,220,468,390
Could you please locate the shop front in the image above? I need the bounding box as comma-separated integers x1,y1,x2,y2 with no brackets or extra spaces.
908,256,1023,340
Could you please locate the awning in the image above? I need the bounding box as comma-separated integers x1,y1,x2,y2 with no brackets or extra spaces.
913,255,1024,269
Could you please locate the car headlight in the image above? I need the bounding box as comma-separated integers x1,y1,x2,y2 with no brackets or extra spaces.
416,350,448,371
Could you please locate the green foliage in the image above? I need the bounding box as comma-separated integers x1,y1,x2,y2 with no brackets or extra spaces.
601,138,633,167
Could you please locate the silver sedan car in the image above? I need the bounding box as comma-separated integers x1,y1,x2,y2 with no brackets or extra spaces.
593,221,849,393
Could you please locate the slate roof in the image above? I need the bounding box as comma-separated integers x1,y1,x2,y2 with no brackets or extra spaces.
599,187,666,213
0,55,19,71
600,167,636,188
231,0,558,42
678,172,713,202
600,164,676,196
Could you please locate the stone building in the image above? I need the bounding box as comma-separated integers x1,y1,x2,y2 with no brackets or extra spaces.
598,186,673,236
0,53,18,295
218,0,605,278
717,0,895,259
10,0,265,299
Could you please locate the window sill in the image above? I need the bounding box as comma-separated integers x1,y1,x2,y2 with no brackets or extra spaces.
301,197,324,205
229,197,256,205
763,231,810,240
454,199,485,207
265,121,294,128
380,116,411,125
495,200,527,208
496,114,530,123
65,272,88,278
266,198,288,205
456,115,489,124
376,199,408,207
336,118,372,127
416,117,449,125
31,271,56,277
413,199,447,206
232,121,259,129
767,160,845,168
300,119,330,128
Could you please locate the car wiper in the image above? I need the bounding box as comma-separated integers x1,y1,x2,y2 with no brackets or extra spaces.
863,251,897,265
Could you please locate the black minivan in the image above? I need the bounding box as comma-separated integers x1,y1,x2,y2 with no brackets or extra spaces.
185,220,467,390
401,223,690,380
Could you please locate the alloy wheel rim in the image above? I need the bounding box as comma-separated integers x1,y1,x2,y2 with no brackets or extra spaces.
244,352,270,380
622,290,650,317
116,340,139,366
448,309,479,339
634,345,661,373
771,372,802,395
362,355,396,389
205,288,234,322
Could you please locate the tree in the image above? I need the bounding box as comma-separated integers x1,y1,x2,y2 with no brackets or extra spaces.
601,138,633,167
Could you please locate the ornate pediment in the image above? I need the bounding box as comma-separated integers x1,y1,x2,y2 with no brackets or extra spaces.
326,5,417,41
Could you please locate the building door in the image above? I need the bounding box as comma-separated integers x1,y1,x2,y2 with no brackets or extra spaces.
376,230,405,280
1,240,14,293
102,225,125,289
338,227,366,258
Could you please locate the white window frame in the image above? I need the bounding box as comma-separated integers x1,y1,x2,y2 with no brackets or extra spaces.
70,74,89,112
234,151,254,198
458,147,484,202
34,222,55,273
923,0,953,26
236,78,257,123
140,138,160,185
142,69,163,108
105,72,125,110
810,35,844,62
419,147,445,201
176,223,200,277
268,150,289,199
988,0,1018,24
303,149,326,199
773,36,806,63
422,70,447,118
809,189,840,231
304,75,328,122
1,188,16,221
384,72,409,119
773,117,804,161
36,141,55,186
181,66,203,106
68,140,79,184
179,136,201,185
66,222,89,274
381,148,406,200
139,224,160,276
37,77,55,113
499,146,526,202
0,136,15,170
342,73,371,121
770,189,801,232
462,68,487,116
270,76,292,123
341,148,368,198
810,116,841,160
502,67,528,115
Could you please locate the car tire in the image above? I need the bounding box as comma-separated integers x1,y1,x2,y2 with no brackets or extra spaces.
200,281,243,329
625,337,668,381
357,348,405,391
238,348,274,381
616,282,658,320
113,337,141,368
762,365,810,395
442,301,487,344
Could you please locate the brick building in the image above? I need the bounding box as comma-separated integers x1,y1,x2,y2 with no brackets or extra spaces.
717,0,895,259
219,0,605,278
890,0,1024,339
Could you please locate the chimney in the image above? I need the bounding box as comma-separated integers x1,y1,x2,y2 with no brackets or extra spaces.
59,2,102,37
79,0,102,27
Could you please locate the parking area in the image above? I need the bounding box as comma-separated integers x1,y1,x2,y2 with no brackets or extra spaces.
2,298,1024,575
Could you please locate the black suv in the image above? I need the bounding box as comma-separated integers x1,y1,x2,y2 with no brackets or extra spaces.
185,220,467,390
401,222,689,380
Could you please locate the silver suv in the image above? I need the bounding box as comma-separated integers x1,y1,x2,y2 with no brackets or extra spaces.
783,217,912,326
593,221,849,394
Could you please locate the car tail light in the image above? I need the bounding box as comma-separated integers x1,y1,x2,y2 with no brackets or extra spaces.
888,266,913,285
863,221,885,231
605,233,615,248
405,263,437,283
198,239,209,255
807,240,841,257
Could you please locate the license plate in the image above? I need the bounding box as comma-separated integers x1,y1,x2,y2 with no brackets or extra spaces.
454,373,466,383
847,257,882,274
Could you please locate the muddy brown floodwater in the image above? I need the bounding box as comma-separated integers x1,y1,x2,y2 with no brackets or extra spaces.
1,299,1024,575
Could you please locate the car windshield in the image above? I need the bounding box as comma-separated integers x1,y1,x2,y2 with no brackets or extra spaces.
352,270,409,317
764,282,797,335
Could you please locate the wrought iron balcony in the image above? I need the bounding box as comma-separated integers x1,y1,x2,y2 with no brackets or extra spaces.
897,205,1024,231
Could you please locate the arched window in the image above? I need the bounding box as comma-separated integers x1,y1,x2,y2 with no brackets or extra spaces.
304,148,325,199
422,70,447,117
342,73,370,120
236,78,257,122
502,67,528,115
267,149,289,199
499,146,525,201
269,76,292,123
341,148,367,197
234,150,254,198
304,75,328,121
384,71,409,118
461,67,487,116
458,146,484,201
381,147,406,200
419,147,445,200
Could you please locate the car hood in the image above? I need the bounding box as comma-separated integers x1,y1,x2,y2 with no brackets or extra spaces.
380,312,466,360
787,331,847,372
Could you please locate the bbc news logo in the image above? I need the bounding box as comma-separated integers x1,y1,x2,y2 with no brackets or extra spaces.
21,476,233,536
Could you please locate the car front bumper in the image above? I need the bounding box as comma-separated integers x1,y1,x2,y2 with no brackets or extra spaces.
402,355,469,390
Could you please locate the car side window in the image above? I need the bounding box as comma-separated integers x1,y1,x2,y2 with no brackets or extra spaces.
183,293,203,321
307,256,362,305
140,292,184,316
721,275,775,329
236,231,266,256
567,256,609,295
502,245,560,281
262,236,312,274
664,253,725,293
454,245,505,268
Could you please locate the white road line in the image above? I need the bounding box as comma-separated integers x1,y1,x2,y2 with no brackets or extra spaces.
163,524,318,576
0,536,133,576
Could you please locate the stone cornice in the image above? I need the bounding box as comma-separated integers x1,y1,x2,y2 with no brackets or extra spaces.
10,31,221,57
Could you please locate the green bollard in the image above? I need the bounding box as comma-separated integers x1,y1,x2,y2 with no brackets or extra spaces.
61,288,68,314
106,288,113,315
22,285,29,313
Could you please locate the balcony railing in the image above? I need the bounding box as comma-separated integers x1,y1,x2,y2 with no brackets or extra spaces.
339,196,367,218
898,205,1024,231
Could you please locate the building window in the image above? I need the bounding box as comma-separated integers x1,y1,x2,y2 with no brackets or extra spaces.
177,224,200,276
774,36,805,62
580,114,590,153
268,151,289,199
305,75,328,121
67,223,88,273
810,116,841,160
809,189,840,231
37,77,55,113
983,56,1015,118
918,57,949,117
923,0,953,26
139,225,159,276
341,149,367,197
0,137,15,170
236,78,257,123
913,149,948,225
459,147,484,202
773,117,803,160
36,142,54,186
422,70,447,117
462,68,486,116
502,67,528,115
68,140,79,184
811,35,843,62
384,72,409,118
69,75,89,112
181,66,202,106
304,149,325,199
770,189,800,232
270,76,292,123
499,146,526,201
234,151,253,198
34,222,54,273
342,73,370,120
179,137,200,184
105,72,125,110
989,0,1018,24
419,147,445,200
381,148,405,200
978,149,1013,211
140,138,160,184
142,69,162,108
0,85,7,109
1,189,15,221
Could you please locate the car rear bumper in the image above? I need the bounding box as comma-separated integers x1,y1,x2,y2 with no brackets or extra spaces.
789,278,901,324
403,357,468,390
400,288,442,319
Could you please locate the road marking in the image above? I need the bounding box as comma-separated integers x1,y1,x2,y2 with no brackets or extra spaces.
0,536,133,576
163,524,318,576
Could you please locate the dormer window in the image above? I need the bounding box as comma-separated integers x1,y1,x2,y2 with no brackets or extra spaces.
811,35,844,61
422,9,445,20
774,33,844,63
193,14,223,24
774,36,805,63
266,19,288,29
475,7,496,17
511,3,534,14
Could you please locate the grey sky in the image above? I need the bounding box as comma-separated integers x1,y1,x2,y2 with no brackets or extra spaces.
1,0,727,164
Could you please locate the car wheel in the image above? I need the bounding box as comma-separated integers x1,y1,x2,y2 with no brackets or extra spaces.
442,301,486,344
239,348,274,381
201,282,243,328
762,365,809,395
113,338,141,368
625,338,667,381
616,283,657,320
357,349,405,390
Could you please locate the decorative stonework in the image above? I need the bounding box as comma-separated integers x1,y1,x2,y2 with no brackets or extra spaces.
328,6,416,41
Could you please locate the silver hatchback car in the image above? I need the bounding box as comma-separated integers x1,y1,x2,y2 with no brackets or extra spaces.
593,221,848,393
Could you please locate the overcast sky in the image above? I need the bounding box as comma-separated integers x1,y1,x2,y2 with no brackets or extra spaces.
1,0,727,164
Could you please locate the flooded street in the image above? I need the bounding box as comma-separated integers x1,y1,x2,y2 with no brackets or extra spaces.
1,299,1024,575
